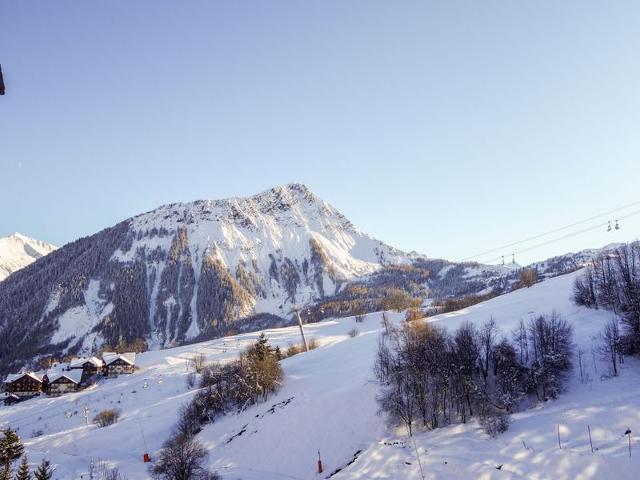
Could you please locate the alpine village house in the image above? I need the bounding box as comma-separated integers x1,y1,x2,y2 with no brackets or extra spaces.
2,352,136,405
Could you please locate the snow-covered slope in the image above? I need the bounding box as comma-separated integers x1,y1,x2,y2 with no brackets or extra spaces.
113,182,410,346
0,183,628,377
0,232,56,281
2,270,639,479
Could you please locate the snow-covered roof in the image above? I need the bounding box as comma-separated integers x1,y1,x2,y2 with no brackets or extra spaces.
4,372,43,384
102,352,136,366
69,356,104,369
46,369,83,384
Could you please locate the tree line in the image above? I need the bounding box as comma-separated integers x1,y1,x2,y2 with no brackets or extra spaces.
573,242,640,374
375,312,573,437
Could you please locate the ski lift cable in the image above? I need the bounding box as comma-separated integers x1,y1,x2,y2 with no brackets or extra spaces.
481,208,640,264
460,200,640,262
478,208,640,265
479,221,609,264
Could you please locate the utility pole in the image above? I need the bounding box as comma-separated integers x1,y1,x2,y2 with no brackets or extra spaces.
294,307,309,352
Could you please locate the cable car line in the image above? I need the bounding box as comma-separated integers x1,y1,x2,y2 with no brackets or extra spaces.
477,208,640,265
460,200,640,262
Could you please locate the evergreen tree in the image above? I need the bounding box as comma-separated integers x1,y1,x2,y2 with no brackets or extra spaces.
0,462,12,480
33,460,53,480
14,455,31,480
242,333,282,402
247,332,272,361
0,429,23,465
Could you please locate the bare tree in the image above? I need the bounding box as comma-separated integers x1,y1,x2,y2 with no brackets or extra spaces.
574,269,597,308
511,320,529,364
150,435,215,480
493,339,526,411
520,268,537,288
381,312,392,336
527,312,573,400
378,369,416,436
452,322,479,420
478,318,498,382
577,348,586,383
374,336,394,383
574,243,640,354
189,353,206,374
601,317,622,376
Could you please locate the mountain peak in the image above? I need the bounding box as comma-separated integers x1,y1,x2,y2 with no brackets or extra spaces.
0,233,57,281
249,182,319,206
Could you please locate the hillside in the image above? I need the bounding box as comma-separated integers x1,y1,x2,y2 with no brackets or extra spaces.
0,232,56,281
0,184,514,375
0,183,620,376
0,184,412,374
1,270,638,479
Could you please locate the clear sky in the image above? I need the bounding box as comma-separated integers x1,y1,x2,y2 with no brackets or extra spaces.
1,1,639,265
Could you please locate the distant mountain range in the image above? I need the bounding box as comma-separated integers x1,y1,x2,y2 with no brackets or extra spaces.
0,184,617,374
0,232,56,281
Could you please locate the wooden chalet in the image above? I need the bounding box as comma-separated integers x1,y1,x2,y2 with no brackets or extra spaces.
3,372,43,398
44,370,83,396
68,356,104,384
102,352,136,376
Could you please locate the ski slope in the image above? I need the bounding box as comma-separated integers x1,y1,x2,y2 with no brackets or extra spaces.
1,270,639,479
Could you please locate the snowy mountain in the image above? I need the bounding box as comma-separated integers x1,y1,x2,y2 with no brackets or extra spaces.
2,270,638,479
0,184,413,374
0,184,620,376
0,232,56,281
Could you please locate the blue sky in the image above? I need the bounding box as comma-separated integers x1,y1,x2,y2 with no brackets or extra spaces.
1,1,639,264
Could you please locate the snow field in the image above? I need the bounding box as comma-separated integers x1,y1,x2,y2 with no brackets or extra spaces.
2,270,640,479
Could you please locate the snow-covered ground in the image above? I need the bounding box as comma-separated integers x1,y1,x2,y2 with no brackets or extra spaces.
1,270,639,479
